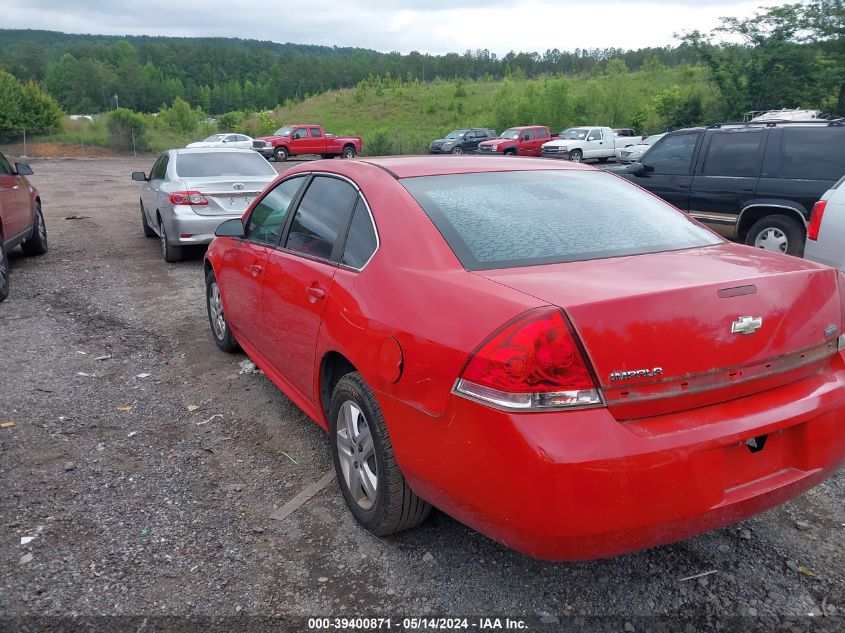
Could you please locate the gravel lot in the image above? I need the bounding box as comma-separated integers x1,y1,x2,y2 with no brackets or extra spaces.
1,155,844,631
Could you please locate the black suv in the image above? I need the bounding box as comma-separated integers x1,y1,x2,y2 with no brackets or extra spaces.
620,120,845,255
429,128,497,155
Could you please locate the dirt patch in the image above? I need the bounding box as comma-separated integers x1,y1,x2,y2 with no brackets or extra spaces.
0,142,133,159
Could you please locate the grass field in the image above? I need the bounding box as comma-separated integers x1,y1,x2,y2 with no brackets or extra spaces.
26,65,715,156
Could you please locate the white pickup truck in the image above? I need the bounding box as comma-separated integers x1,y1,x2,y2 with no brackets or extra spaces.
540,126,639,163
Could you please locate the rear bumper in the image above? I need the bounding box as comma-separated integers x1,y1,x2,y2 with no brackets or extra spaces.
164,208,243,245
380,357,845,561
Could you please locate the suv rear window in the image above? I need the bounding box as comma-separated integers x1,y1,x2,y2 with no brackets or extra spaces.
401,170,721,270
779,127,845,181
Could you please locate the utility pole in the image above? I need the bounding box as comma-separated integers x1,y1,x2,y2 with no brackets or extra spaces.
22,127,27,159
114,93,119,109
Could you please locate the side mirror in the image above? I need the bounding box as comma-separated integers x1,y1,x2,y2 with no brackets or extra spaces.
132,171,149,182
626,162,651,176
215,218,245,238
15,163,33,176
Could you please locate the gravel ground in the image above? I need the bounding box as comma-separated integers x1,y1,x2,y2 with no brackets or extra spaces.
0,155,844,632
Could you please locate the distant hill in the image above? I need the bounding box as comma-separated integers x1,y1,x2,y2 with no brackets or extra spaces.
0,28,378,59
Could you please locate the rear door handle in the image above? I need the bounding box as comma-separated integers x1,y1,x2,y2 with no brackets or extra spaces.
306,286,326,303
248,264,263,277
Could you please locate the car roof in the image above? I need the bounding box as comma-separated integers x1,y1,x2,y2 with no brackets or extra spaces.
670,120,845,134
356,156,594,179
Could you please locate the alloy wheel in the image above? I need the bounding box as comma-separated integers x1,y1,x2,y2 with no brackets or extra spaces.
336,400,378,510
208,282,226,340
754,227,788,253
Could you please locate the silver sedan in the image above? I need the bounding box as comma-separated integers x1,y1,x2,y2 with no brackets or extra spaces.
132,148,277,262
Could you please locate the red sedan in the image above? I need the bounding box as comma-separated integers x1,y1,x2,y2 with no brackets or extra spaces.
204,156,845,561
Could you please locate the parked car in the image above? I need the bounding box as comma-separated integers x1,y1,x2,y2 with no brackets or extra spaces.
541,126,638,162
804,176,845,271
253,124,362,161
187,133,255,150
429,128,497,154
617,133,667,164
477,126,555,156
0,152,47,303
620,120,845,256
131,148,277,262
203,155,845,561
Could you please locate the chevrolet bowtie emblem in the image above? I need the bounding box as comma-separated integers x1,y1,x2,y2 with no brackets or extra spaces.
731,316,763,335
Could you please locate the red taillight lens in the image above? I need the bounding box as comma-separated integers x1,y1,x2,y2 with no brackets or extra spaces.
455,307,602,410
169,191,208,206
808,201,826,241
837,271,845,351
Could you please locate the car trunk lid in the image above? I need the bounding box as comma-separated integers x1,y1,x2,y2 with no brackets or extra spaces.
475,244,841,419
180,177,271,216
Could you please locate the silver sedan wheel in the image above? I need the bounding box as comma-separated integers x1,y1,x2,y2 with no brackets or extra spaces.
754,227,788,253
208,282,226,341
336,400,377,510
159,222,168,258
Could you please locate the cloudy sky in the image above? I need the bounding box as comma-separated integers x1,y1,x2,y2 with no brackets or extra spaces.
4,0,783,54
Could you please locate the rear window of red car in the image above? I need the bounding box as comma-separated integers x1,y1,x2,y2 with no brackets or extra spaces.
400,170,721,270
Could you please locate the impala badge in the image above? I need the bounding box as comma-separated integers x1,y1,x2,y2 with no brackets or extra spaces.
609,367,664,382
233,183,245,190
731,316,763,336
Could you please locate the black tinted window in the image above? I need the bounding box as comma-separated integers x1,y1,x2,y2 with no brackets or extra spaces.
643,133,700,175
401,170,720,270
245,176,306,245
151,154,168,180
779,128,845,181
310,127,322,138
702,130,765,177
0,153,12,175
537,128,549,139
286,176,357,260
175,152,275,178
342,198,378,269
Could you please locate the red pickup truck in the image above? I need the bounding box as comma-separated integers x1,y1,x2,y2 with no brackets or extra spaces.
254,124,363,162
477,126,556,156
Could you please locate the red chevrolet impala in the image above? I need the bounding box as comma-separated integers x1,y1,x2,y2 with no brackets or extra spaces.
204,156,845,561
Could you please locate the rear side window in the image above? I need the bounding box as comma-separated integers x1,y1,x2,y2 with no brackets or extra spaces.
341,198,378,269
401,170,721,270
310,127,322,138
779,128,845,181
537,128,549,139
245,176,306,245
702,129,765,178
285,176,357,261
175,152,276,178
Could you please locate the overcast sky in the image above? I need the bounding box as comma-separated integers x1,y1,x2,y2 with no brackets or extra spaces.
4,0,784,54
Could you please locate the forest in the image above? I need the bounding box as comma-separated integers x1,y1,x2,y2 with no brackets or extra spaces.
0,0,843,149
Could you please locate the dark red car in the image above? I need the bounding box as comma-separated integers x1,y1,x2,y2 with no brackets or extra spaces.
204,156,845,560
0,151,47,302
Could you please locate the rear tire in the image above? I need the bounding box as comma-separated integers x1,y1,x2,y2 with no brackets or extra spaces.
206,269,238,352
21,202,48,257
140,202,156,238
568,149,583,163
746,215,804,256
274,147,289,162
0,241,9,303
342,146,357,159
330,372,431,536
159,219,184,263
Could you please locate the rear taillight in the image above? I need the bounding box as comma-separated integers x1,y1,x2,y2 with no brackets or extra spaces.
454,307,603,411
838,271,845,350
808,201,826,241
169,191,208,206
